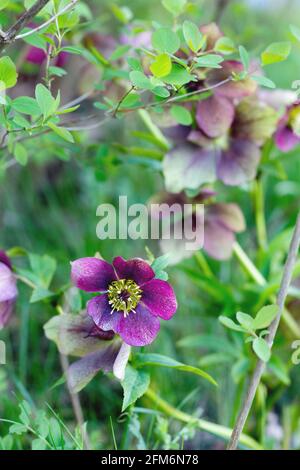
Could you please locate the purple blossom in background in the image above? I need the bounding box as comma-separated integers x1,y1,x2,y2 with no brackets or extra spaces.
71,256,177,347
150,191,245,263
163,63,278,191
275,102,300,152
0,251,18,329
26,46,69,67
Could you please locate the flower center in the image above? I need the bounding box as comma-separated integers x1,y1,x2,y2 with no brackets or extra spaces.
107,279,142,317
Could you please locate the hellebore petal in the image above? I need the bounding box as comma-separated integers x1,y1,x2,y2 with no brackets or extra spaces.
44,312,114,357
141,279,177,320
87,295,122,332
0,262,18,302
163,125,191,145
199,23,223,50
275,126,300,152
196,95,235,138
206,60,257,99
113,256,155,286
0,251,12,269
187,129,213,147
232,98,278,145
258,89,298,110
113,342,131,381
0,300,15,330
71,257,116,292
116,304,160,347
163,145,217,193
217,139,260,186
204,219,235,260
207,203,246,233
67,340,124,392
26,46,46,64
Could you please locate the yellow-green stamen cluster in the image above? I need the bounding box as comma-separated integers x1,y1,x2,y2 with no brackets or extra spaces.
108,279,142,317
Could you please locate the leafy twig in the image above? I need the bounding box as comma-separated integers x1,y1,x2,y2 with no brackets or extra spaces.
15,0,79,41
0,0,51,52
228,212,300,450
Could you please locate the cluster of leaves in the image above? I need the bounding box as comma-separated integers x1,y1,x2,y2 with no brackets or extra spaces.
219,305,279,362
1,400,84,450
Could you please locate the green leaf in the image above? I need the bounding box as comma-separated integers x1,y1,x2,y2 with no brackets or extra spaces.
236,312,254,330
30,287,53,303
48,66,67,78
152,28,180,55
252,337,271,362
290,24,300,42
0,0,9,11
219,316,245,332
268,356,290,385
121,365,150,411
152,86,170,98
182,20,203,53
47,122,74,143
0,56,18,91
12,96,41,115
162,0,186,16
163,63,195,86
261,42,291,65
110,45,131,61
151,254,170,280
214,37,236,55
13,143,28,166
129,71,153,90
253,305,279,330
252,75,276,89
134,353,217,386
239,45,249,71
170,105,192,125
35,84,58,120
150,53,172,78
9,423,27,435
29,253,56,289
194,54,224,69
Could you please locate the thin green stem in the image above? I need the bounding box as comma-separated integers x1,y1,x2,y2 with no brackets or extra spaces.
253,177,268,252
145,388,262,450
194,251,215,279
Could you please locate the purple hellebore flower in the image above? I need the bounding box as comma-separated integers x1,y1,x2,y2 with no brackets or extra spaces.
149,191,245,263
275,102,300,152
71,256,177,347
163,93,278,191
0,251,18,329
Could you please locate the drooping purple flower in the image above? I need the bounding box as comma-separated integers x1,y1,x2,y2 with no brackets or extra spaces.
163,93,278,190
25,46,69,67
149,191,245,263
275,102,300,152
71,257,177,347
44,311,131,390
0,251,18,329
